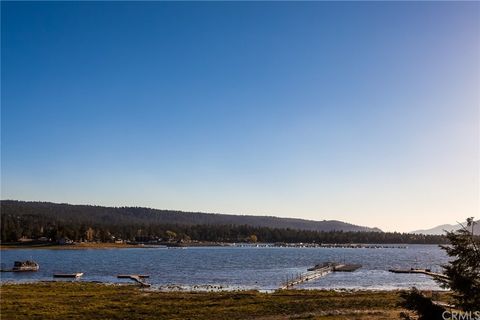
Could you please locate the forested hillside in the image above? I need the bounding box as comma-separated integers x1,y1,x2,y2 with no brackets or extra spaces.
0,200,446,244
1,200,380,232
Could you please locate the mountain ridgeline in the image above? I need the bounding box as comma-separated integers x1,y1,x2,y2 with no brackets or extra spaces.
410,220,480,235
0,200,446,244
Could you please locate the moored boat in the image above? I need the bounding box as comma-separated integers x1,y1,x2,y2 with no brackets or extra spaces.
12,260,39,272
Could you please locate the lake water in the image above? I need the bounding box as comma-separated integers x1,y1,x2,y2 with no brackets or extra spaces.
0,245,448,291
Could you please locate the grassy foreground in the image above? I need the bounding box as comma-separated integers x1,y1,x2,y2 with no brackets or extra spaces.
0,282,444,320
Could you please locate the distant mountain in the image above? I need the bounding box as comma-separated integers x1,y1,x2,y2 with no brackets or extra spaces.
411,220,480,235
0,200,381,233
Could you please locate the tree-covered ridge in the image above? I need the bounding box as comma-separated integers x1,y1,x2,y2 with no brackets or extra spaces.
0,200,380,232
0,200,446,244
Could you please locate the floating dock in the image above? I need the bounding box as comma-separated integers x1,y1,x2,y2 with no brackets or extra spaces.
282,262,362,289
53,273,84,278
117,274,150,279
332,264,362,272
117,274,151,287
389,268,448,280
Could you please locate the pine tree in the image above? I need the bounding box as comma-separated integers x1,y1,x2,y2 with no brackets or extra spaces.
437,218,480,310
399,217,480,319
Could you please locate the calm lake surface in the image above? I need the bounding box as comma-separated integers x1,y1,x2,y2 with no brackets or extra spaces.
0,245,448,290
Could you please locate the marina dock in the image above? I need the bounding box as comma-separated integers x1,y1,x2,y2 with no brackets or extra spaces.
281,262,362,289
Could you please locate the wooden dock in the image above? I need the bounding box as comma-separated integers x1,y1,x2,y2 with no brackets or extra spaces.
388,268,448,280
281,262,362,289
117,274,150,279
117,274,151,287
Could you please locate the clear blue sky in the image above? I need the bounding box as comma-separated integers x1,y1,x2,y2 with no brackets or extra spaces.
2,2,478,232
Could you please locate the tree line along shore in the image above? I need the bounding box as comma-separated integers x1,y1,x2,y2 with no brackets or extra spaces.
1,222,446,247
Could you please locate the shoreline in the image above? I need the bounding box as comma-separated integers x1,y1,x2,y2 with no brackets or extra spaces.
0,241,231,250
0,242,437,250
0,243,145,250
0,279,448,293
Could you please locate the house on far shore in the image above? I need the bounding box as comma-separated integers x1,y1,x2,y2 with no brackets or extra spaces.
18,236,33,243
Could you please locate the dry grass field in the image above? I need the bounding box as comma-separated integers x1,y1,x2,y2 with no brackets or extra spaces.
0,282,446,320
